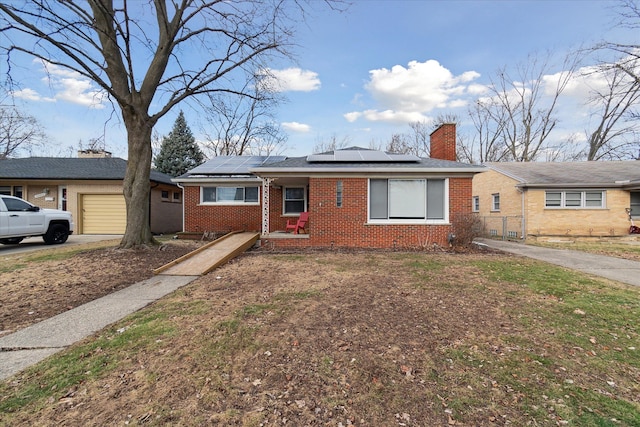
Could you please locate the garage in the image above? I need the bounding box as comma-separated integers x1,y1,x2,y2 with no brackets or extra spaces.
81,194,126,234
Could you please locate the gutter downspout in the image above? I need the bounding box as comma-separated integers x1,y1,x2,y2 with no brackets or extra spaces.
150,182,159,231
177,183,185,233
516,186,525,240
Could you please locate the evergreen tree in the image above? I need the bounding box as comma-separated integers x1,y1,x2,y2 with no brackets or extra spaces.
154,111,204,177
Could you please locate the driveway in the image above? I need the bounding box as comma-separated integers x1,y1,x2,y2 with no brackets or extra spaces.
0,234,121,256
475,238,640,287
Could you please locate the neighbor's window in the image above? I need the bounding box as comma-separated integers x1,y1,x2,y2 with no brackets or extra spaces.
545,190,605,209
161,190,169,200
173,192,181,201
201,186,259,204
284,186,306,214
491,194,500,211
369,178,446,222
0,185,22,199
472,196,479,212
336,181,343,208
631,192,640,217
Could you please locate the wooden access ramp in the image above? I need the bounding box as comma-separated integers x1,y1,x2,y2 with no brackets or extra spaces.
154,232,260,276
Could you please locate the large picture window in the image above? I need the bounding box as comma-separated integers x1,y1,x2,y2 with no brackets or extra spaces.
201,186,259,204
284,187,306,214
545,190,605,209
369,178,446,222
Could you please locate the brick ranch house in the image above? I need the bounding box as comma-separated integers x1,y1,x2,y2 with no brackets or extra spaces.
174,124,485,249
473,161,640,241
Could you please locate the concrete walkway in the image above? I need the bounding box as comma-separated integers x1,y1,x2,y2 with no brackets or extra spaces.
0,275,197,380
475,238,640,287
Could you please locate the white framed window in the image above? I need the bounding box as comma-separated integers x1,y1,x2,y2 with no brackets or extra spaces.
336,181,343,208
631,192,640,218
491,194,500,211
472,196,479,212
369,178,447,223
201,186,259,205
284,186,306,214
161,190,170,200
545,190,605,209
0,185,23,198
173,192,181,202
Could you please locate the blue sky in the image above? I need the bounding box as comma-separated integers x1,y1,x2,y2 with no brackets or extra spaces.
6,0,637,159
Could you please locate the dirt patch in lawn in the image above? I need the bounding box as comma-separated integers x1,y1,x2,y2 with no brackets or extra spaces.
0,240,202,334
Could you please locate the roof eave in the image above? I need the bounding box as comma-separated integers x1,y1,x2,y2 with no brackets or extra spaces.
172,176,262,184
516,183,627,189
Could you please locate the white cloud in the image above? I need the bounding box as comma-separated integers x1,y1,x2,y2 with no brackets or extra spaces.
282,121,311,132
55,77,107,108
349,59,480,124
12,88,55,102
259,68,321,92
344,109,427,124
24,59,108,109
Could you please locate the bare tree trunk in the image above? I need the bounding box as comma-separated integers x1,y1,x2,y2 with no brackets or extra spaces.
120,109,155,248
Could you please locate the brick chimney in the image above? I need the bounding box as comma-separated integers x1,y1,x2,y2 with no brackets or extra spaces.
78,149,112,158
430,123,456,161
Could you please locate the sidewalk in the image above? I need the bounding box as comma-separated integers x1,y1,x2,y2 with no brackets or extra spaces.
475,238,640,287
0,275,197,380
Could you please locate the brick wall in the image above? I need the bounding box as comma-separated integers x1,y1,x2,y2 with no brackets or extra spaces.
263,177,473,249
526,188,631,237
184,176,474,249
183,186,263,233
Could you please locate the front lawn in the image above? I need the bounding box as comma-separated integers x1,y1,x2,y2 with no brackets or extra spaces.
1,249,638,426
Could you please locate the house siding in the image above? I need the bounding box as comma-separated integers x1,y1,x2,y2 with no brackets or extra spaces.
150,185,183,234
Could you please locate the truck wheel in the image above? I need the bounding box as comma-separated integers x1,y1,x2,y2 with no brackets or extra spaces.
0,237,24,245
43,224,70,244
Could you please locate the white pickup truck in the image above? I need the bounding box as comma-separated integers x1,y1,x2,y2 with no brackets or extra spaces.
0,195,74,245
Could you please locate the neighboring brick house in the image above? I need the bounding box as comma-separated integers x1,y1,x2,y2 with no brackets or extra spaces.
174,124,485,249
0,150,182,234
473,161,640,241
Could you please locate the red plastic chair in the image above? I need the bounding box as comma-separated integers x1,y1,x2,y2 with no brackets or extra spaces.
285,212,309,234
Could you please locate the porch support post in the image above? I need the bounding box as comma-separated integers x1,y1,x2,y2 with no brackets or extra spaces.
261,178,273,236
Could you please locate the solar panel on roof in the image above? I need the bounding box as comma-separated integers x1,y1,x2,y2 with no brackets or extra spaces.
306,149,420,163
186,156,286,175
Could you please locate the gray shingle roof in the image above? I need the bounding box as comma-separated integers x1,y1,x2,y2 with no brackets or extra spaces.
0,157,176,185
484,161,640,187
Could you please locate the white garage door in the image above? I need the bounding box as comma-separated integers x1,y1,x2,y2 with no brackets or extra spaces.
81,194,126,234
